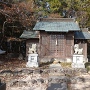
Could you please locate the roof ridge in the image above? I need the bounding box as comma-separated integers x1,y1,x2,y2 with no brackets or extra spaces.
41,18,75,22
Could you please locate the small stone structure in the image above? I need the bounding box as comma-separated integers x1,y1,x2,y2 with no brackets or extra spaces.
72,44,85,68
26,44,39,67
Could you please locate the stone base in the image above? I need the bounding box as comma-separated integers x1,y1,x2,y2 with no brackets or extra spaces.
73,55,84,63
26,53,39,68
71,63,85,68
26,61,38,68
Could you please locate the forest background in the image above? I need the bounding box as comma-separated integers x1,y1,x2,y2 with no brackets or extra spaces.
0,0,90,57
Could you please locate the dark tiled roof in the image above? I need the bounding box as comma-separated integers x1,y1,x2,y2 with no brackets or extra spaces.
20,30,39,39
74,31,90,39
33,18,80,32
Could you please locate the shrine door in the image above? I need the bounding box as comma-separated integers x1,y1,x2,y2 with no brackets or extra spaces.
50,34,65,57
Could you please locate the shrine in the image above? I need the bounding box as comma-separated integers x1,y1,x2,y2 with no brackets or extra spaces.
20,18,90,64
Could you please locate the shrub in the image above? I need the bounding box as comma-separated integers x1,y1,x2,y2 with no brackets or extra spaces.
85,62,90,72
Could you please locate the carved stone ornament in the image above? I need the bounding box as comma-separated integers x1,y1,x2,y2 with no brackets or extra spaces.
28,44,37,54
74,44,83,54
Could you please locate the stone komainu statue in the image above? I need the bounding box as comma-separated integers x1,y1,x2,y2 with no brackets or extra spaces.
28,44,37,54
74,44,83,54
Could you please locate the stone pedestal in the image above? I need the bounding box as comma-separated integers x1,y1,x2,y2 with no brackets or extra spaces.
72,55,85,68
72,63,85,68
26,54,39,68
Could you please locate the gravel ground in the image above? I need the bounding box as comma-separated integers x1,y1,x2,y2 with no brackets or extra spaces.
0,55,90,90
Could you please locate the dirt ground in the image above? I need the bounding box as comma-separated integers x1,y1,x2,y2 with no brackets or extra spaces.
0,55,26,70
0,55,49,90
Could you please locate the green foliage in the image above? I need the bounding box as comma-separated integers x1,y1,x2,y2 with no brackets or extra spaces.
24,0,90,28
85,62,90,72
49,0,61,13
34,0,67,17
1,0,90,30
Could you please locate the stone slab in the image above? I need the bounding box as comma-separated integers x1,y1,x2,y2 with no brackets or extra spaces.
26,61,38,68
47,83,67,90
49,63,62,68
